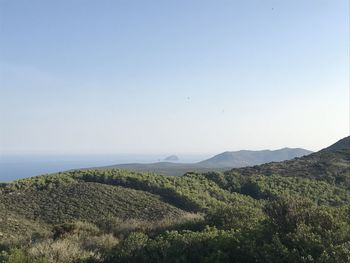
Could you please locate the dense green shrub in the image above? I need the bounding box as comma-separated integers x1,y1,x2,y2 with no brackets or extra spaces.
204,172,350,206
0,165,349,263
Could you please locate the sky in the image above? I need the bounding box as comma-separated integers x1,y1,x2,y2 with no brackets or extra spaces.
0,0,349,155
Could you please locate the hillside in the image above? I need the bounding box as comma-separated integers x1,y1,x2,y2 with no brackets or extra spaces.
104,147,312,176
228,136,350,189
320,136,350,152
0,137,349,263
0,181,186,224
102,162,228,176
0,170,262,241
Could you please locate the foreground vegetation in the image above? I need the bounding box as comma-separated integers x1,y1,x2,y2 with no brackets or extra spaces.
0,137,349,262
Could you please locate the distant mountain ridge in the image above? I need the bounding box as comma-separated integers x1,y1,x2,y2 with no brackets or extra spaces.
164,155,179,161
198,148,312,168
101,147,312,176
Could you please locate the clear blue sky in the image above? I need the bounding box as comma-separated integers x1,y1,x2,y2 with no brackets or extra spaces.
0,0,349,155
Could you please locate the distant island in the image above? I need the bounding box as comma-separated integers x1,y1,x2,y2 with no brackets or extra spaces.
164,155,179,161
100,147,313,176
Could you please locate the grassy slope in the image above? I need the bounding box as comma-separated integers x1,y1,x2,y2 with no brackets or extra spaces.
0,209,49,245
0,182,186,224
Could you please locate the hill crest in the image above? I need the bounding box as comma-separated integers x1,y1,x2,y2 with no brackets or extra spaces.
320,136,350,152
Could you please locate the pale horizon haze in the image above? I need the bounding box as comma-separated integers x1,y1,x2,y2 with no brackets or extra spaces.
0,0,349,156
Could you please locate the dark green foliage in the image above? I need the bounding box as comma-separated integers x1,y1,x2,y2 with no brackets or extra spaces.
0,248,43,263
0,181,185,224
261,196,350,262
109,197,350,263
1,138,350,263
103,162,229,176
203,172,350,206
52,223,82,240
228,147,350,189
74,169,262,213
205,204,261,230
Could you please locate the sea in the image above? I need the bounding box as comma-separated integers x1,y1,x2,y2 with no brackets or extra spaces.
0,154,210,182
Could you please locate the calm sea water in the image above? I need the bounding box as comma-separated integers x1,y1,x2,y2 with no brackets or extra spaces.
0,154,210,182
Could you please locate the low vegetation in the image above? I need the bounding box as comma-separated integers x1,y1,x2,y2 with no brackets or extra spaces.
0,137,349,262
231,148,350,189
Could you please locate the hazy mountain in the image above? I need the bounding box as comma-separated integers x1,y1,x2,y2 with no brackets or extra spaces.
103,147,312,176
164,155,179,161
198,148,312,168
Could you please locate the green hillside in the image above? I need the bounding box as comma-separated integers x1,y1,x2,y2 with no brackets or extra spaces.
0,137,350,263
229,136,350,189
320,136,350,152
0,181,186,224
203,172,350,206
101,162,224,176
